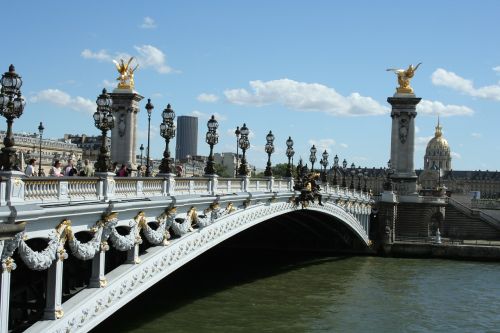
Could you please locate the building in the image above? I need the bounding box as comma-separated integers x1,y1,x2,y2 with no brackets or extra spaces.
64,134,111,162
175,116,198,161
214,152,238,177
0,131,83,175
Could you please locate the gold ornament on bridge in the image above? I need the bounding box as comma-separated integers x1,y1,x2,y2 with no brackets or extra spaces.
113,57,139,89
386,63,421,94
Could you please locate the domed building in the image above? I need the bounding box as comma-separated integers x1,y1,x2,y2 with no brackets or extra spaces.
424,118,451,171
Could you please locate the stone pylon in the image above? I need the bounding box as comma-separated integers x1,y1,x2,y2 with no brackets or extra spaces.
387,93,421,195
110,88,144,171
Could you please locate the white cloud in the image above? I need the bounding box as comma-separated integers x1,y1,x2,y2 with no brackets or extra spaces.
197,93,219,103
224,79,388,116
308,138,336,153
82,45,175,74
471,132,482,139
30,89,95,115
134,45,173,74
451,151,462,159
339,143,348,149
140,17,156,29
417,99,474,117
415,126,420,134
431,68,500,101
493,66,500,74
415,136,433,151
102,79,115,89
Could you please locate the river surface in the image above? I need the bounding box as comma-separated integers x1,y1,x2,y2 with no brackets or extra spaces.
92,248,500,333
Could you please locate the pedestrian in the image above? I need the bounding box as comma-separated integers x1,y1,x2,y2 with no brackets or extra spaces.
79,159,94,177
25,158,37,177
49,160,64,177
64,159,77,176
117,164,128,177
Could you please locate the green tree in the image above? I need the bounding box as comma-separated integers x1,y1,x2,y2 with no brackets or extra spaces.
272,163,296,178
214,163,231,177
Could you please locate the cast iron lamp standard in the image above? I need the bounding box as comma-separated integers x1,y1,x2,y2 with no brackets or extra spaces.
356,166,363,191
0,65,26,170
349,162,356,190
93,89,114,172
234,126,241,177
320,150,329,182
341,158,348,188
38,122,44,176
285,136,294,178
204,115,219,175
238,123,250,176
145,99,154,176
264,130,275,177
363,168,368,192
139,143,144,172
309,145,317,172
332,154,339,186
159,104,176,174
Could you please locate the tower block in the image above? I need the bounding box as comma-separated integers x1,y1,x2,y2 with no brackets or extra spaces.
388,93,421,195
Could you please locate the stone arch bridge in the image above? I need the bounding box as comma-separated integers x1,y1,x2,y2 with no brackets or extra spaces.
0,174,373,333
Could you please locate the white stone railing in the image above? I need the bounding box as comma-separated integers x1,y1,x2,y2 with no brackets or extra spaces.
1,172,373,206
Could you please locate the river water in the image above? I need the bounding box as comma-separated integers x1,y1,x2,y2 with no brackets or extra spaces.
93,248,500,333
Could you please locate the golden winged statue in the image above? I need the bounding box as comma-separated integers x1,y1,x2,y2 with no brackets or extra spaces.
113,57,139,89
386,63,422,94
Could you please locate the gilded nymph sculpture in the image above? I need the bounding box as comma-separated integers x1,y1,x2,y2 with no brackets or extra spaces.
386,63,421,94
113,57,139,89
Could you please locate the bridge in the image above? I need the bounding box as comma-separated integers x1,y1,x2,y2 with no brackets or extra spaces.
0,173,373,333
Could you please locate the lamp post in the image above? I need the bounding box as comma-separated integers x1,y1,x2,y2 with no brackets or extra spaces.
264,130,275,177
159,104,176,174
38,122,44,176
320,150,329,182
349,162,356,190
285,136,294,178
139,143,144,171
357,166,363,191
238,123,250,176
385,159,394,191
204,115,219,175
145,98,154,176
234,126,240,177
0,65,26,170
363,168,368,192
309,145,317,172
93,89,114,172
332,154,339,186
341,159,347,188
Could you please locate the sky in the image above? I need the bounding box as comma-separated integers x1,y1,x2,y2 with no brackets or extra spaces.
2,1,500,171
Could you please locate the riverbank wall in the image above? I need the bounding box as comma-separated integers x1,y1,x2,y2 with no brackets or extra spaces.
382,242,500,261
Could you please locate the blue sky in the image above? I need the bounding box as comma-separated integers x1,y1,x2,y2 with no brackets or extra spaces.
2,1,500,170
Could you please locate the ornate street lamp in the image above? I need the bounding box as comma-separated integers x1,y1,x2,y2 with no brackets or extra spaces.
341,158,348,188
264,130,275,177
204,115,219,175
93,88,114,172
38,122,44,176
332,154,339,186
285,136,294,178
349,162,356,190
139,143,144,170
363,167,368,192
159,104,176,174
309,145,317,172
0,65,26,170
234,126,241,177
357,166,363,191
238,123,250,176
320,150,329,182
385,159,394,191
145,98,154,176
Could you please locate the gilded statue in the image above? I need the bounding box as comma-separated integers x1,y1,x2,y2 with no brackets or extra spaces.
386,63,421,94
113,57,139,89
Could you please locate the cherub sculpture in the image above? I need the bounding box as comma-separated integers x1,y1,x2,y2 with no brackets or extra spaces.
386,63,421,94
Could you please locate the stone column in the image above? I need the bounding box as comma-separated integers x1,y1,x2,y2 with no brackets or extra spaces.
1,256,15,332
89,242,109,288
44,245,67,320
387,94,421,195
109,89,144,172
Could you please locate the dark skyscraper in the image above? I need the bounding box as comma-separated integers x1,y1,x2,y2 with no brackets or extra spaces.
175,116,198,160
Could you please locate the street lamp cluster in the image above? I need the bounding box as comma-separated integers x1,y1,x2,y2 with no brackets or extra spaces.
264,130,275,177
237,123,250,176
204,115,219,175
159,104,176,174
93,89,114,173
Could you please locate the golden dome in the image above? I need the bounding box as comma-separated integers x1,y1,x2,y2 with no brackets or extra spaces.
426,118,450,153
